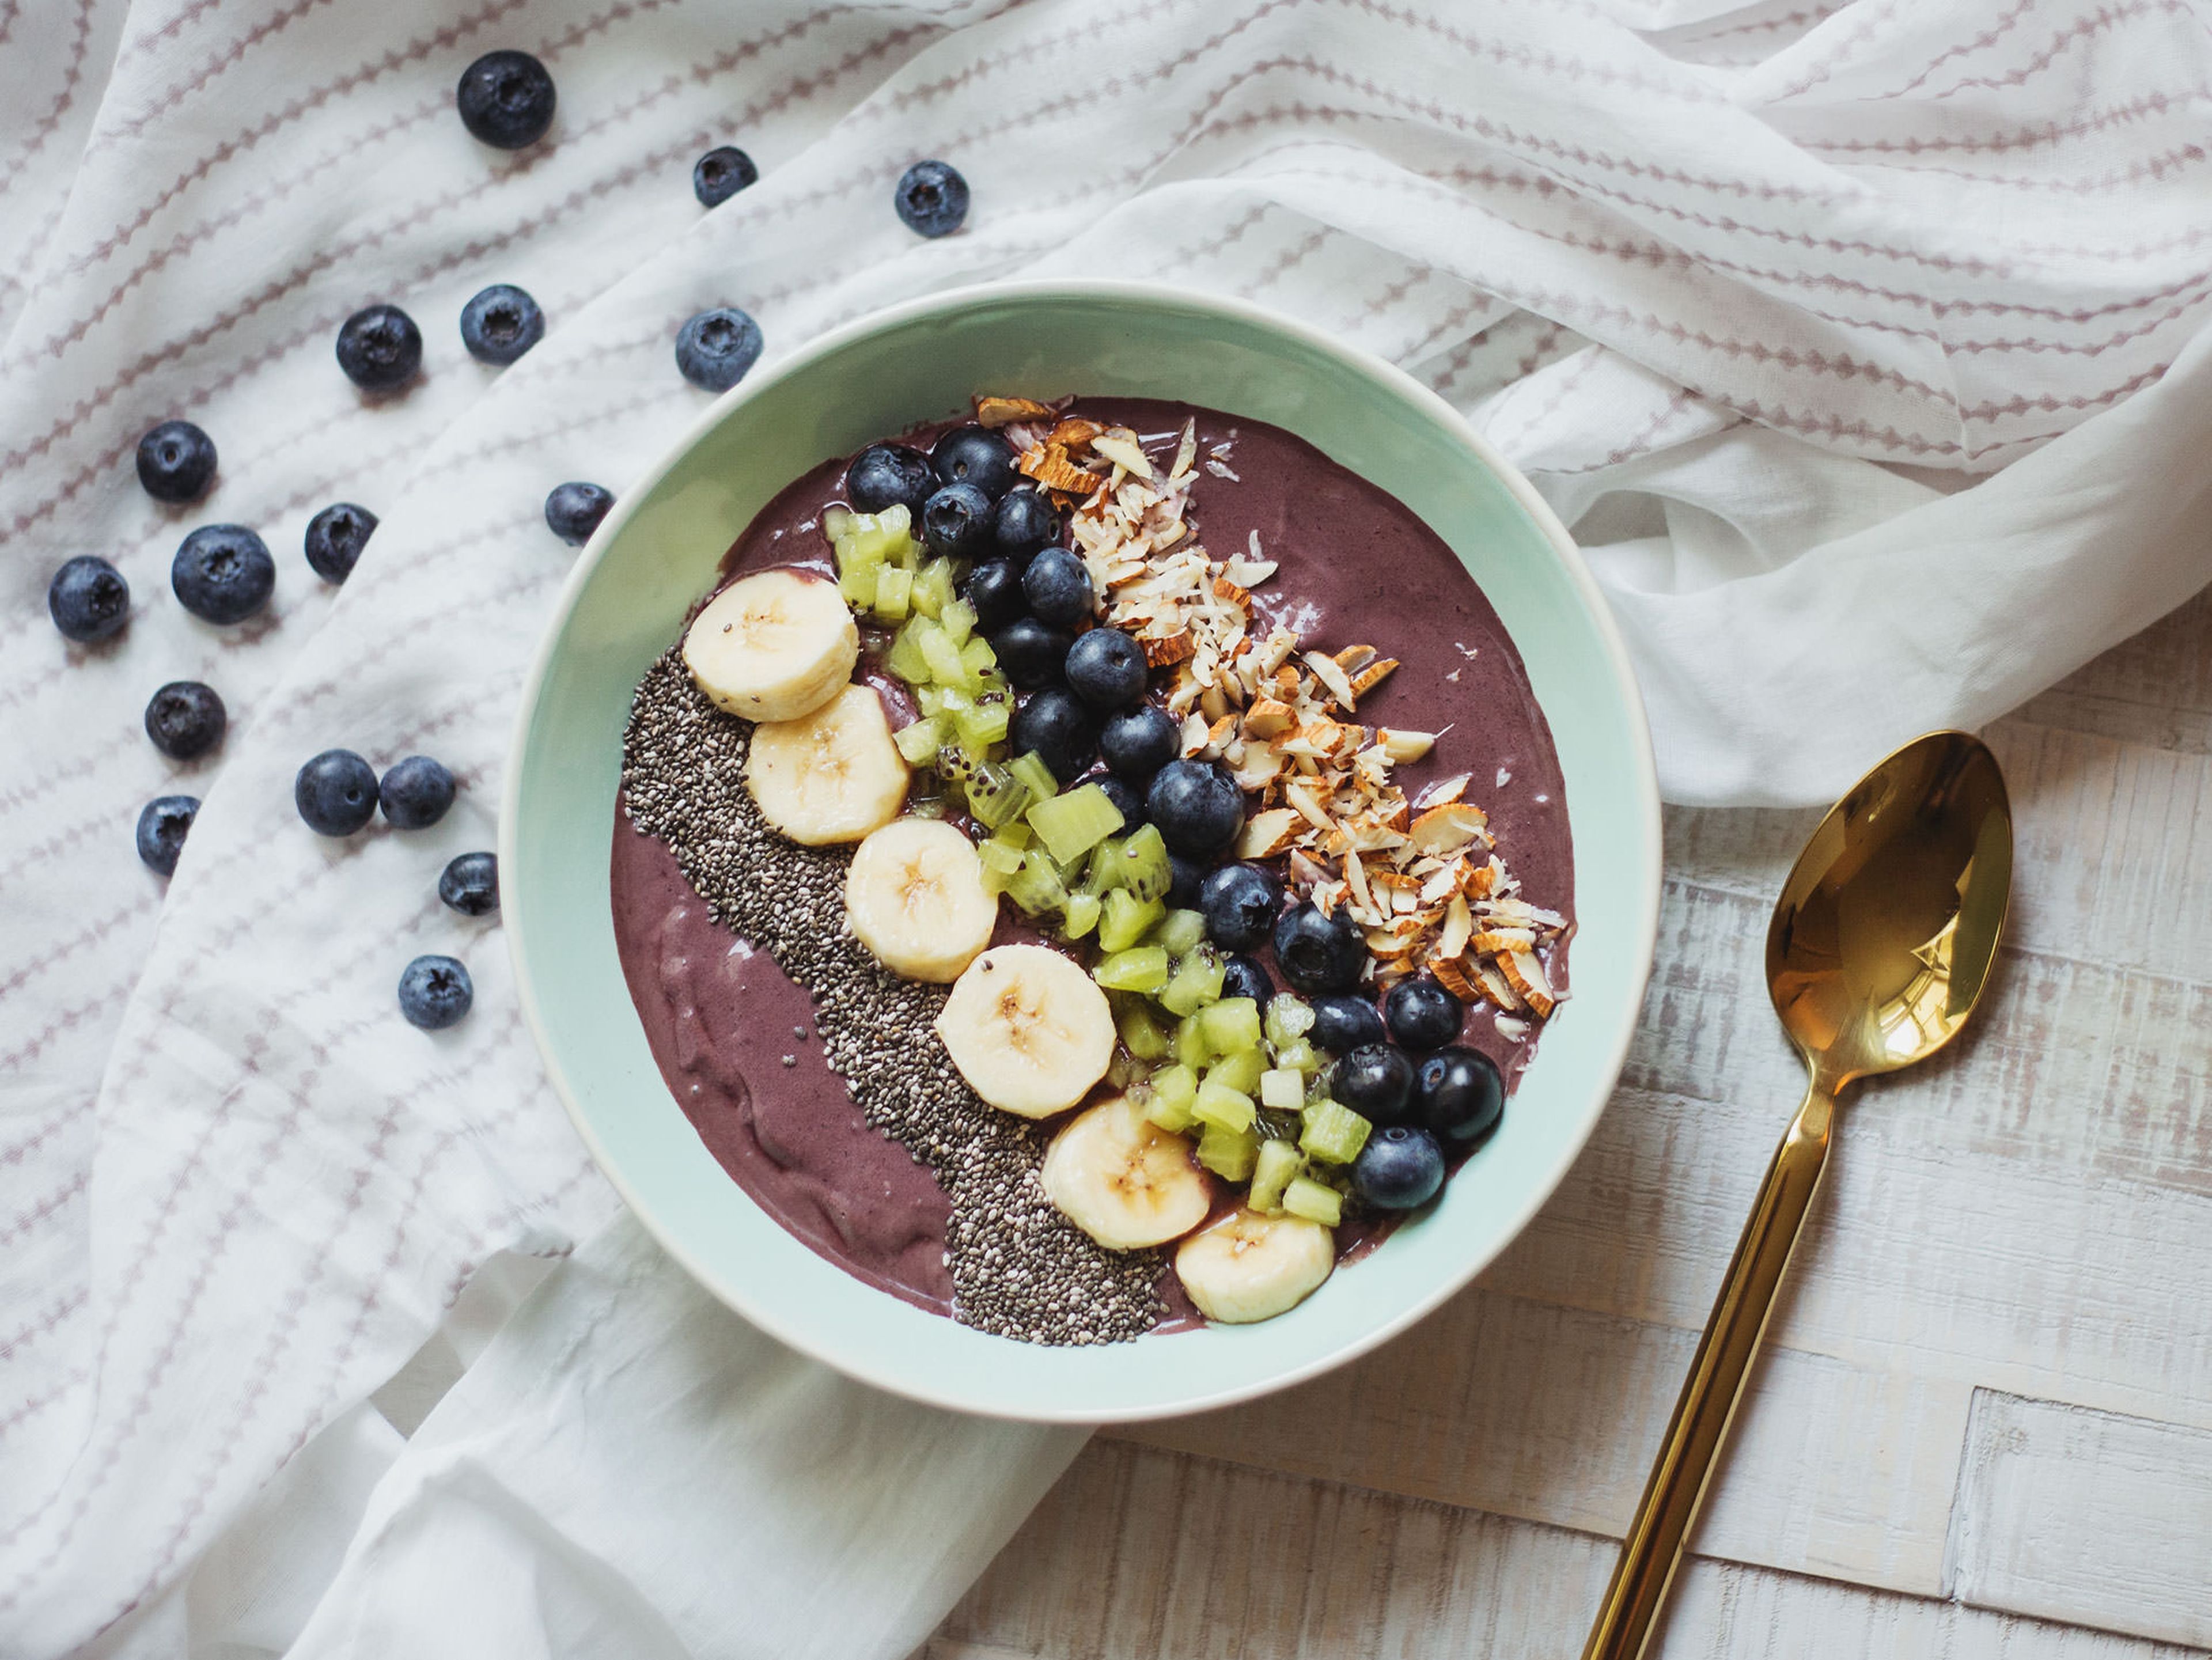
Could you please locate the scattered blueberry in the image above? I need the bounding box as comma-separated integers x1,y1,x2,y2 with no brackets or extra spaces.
135,795,198,877
1021,547,1092,628
1309,993,1387,1055
920,482,993,558
1385,975,1464,1051
1145,759,1243,858
135,420,217,504
893,160,968,238
1063,627,1147,711
930,425,1018,499
964,558,1027,632
845,444,936,517
380,755,456,829
304,502,377,584
295,749,378,836
1167,852,1206,909
143,681,226,760
336,304,422,392
172,525,274,624
1332,1043,1415,1125
1100,704,1178,780
989,617,1070,689
459,283,544,365
47,555,130,643
1415,1046,1505,1147
692,145,759,208
1008,687,1097,784
399,954,474,1029
1272,901,1366,995
1221,953,1273,1006
456,50,555,149
1094,772,1143,829
1353,1124,1445,1210
994,486,1056,560
440,850,500,916
675,306,762,392
1198,861,1282,953
545,482,614,546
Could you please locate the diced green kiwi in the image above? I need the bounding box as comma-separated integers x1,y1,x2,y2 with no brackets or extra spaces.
1271,1037,1320,1075
1157,948,1227,1017
1192,1079,1257,1134
1028,782,1125,866
1205,1047,1265,1097
1249,1139,1303,1212
1259,1067,1305,1111
1079,837,1123,899
892,714,946,767
1007,751,1060,804
1148,907,1207,958
918,620,969,689
822,506,855,545
1298,1100,1372,1165
1264,994,1315,1048
1175,1012,1211,1068
1061,892,1102,941
1097,888,1164,954
1196,1123,1259,1182
914,559,958,621
964,762,1032,830
960,635,998,682
1199,996,1263,1054
870,563,913,622
1142,1063,1199,1131
1004,848,1069,916
976,837,1025,895
938,592,976,645
838,556,877,609
953,698,1010,751
1116,998,1171,1061
1093,945,1170,994
885,620,933,685
1113,823,1172,903
990,820,1032,850
1282,1176,1343,1227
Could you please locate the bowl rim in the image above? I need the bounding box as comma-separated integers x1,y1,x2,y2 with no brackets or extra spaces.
501,276,1662,1422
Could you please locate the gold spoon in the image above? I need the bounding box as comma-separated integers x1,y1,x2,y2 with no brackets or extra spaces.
1581,730,2013,1660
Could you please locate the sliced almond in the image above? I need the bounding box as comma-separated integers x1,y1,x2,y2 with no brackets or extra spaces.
1378,727,1435,763
1438,892,1474,958
1303,650,1359,710
974,393,1057,428
1349,657,1400,699
1469,928,1537,954
1141,631,1195,668
1418,772,1470,808
1242,699,1295,740
1410,803,1490,855
1333,644,1378,675
1500,949,1558,1018
1046,416,1103,450
1238,808,1301,859
1089,430,1153,479
1430,954,1485,1004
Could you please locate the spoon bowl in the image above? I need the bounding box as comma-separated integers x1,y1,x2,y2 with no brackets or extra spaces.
1584,731,2012,1659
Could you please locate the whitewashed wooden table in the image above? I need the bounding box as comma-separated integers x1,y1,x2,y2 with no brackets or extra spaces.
924,591,2212,1659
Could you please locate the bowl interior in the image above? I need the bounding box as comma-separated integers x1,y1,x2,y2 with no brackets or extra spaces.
505,283,1659,1423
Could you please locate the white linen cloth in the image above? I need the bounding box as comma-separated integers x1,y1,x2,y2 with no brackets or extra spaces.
3,1,2209,1654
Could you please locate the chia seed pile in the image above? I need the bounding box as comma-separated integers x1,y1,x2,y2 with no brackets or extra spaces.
620,649,1166,1345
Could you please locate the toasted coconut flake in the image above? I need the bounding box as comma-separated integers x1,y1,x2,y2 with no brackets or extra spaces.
974,393,1057,428
1410,804,1490,855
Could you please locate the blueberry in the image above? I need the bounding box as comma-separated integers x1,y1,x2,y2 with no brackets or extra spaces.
1309,994,1387,1055
1008,687,1097,784
989,618,1070,689
135,795,198,877
135,420,215,503
1353,1124,1445,1210
1221,953,1273,1006
675,306,762,392
995,486,1057,560
1167,852,1206,909
1198,861,1282,953
336,304,422,392
1331,1044,1415,1126
1094,773,1143,829
545,481,613,546
920,482,993,558
440,850,500,916
143,681,226,760
1385,976,1464,1051
1021,547,1092,628
692,145,758,208
459,283,544,365
1064,627,1147,711
295,748,378,836
380,755,457,829
47,555,130,643
172,525,274,624
894,159,969,238
456,50,555,149
1272,901,1366,995
930,425,1017,499
1415,1047,1505,1147
1100,704,1177,780
1145,759,1243,858
304,502,377,584
399,954,474,1029
844,444,935,517
963,558,1027,632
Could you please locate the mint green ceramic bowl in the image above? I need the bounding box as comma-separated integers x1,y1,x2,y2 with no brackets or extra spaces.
503,281,1659,1423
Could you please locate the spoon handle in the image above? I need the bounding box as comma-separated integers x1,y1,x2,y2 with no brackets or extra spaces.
1579,1079,1836,1660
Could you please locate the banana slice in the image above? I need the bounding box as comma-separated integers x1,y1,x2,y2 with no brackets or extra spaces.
1174,1207,1335,1324
747,683,909,846
684,568,858,723
934,945,1115,1119
1041,1094,1213,1250
845,817,997,983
